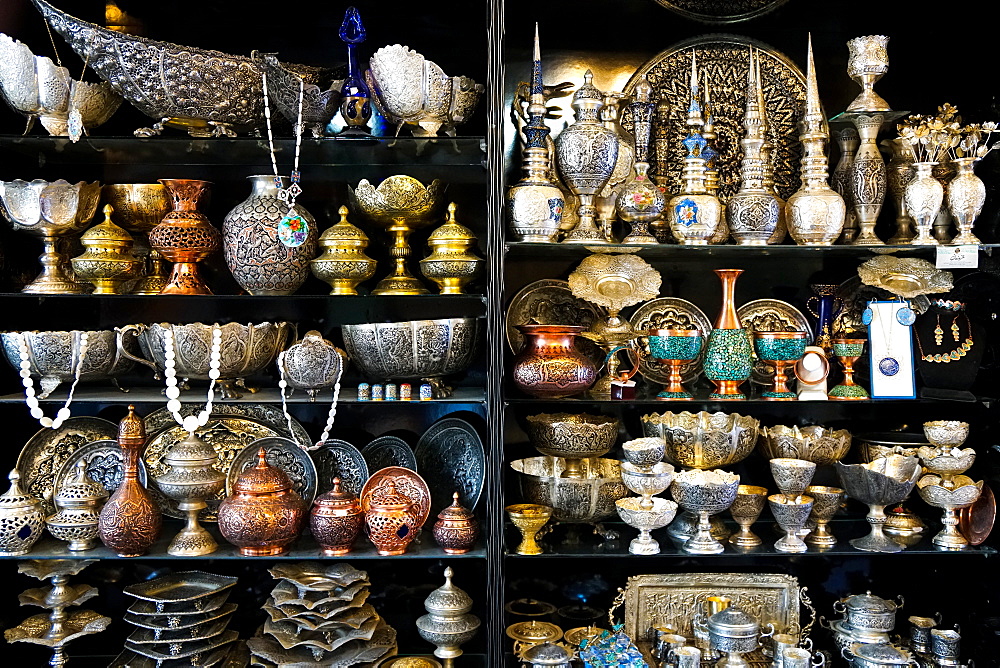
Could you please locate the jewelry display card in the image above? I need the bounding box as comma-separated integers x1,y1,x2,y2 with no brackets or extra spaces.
867,301,916,399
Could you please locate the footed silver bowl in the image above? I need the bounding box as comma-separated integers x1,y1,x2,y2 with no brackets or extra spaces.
837,454,921,553
641,411,759,469
511,456,627,529
341,317,478,398
615,496,678,555
759,425,852,466
525,413,619,467
922,420,969,449
670,469,740,554
259,53,343,138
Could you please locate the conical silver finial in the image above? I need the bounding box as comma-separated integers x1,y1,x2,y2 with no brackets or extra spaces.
686,51,704,129
802,33,827,134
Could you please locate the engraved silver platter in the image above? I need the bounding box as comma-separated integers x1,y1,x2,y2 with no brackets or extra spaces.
506,279,606,355
124,571,238,606
246,620,396,667
312,439,370,498
736,299,812,385
127,590,231,618
620,34,806,204
124,603,238,632
629,297,712,386
647,0,791,23
623,572,800,664
143,404,310,521
109,645,231,668
16,416,118,515
53,438,146,499
127,617,231,645
226,436,318,506
361,436,417,473
125,630,238,663
415,417,485,513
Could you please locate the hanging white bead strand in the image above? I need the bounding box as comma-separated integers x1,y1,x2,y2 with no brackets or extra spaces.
17,331,88,430
162,324,222,435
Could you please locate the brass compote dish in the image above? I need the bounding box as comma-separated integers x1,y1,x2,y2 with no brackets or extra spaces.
348,175,447,295
728,484,768,548
101,183,173,295
670,469,740,554
621,462,675,511
917,474,983,550
568,252,662,396
836,454,922,553
923,420,969,449
506,503,552,555
525,413,619,479
759,426,852,466
0,178,101,294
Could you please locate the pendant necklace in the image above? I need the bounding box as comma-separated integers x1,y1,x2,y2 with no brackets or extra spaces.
261,69,309,248
162,325,223,435
872,301,903,377
276,350,343,451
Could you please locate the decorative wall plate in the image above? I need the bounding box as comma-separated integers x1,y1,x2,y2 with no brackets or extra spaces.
506,279,606,354
620,35,806,204
646,0,791,23
125,629,238,662
16,417,118,515
144,404,310,521
124,603,238,632
737,299,813,385
226,437,318,506
360,466,432,527
361,436,418,473
53,439,146,498
415,417,485,513
311,439,370,498
629,297,712,385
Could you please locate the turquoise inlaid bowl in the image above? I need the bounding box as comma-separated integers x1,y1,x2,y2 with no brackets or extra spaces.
648,333,703,361
704,329,753,381
832,341,865,357
753,333,808,362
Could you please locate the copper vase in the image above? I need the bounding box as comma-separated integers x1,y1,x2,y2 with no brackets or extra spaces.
433,491,480,554
98,405,162,557
217,447,306,556
148,179,220,295
511,324,597,399
310,477,363,556
365,479,421,556
702,269,753,400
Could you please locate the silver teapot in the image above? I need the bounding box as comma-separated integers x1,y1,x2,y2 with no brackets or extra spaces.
707,604,775,668
842,642,918,668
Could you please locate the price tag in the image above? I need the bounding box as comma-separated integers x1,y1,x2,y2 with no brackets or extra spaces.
936,245,979,269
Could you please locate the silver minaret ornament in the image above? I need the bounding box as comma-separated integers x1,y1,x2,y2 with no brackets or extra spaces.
787,34,847,245
727,47,780,246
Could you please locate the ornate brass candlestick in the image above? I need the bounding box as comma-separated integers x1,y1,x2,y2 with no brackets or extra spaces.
70,204,143,294
349,175,447,295
311,205,378,295
148,179,220,294
154,430,225,556
420,203,483,294
101,183,172,294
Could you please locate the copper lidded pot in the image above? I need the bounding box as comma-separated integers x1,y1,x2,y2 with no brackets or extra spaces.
365,479,421,556
217,447,306,556
433,491,480,554
310,477,363,556
511,324,597,399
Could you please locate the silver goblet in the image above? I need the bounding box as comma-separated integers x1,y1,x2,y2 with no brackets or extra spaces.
615,496,678,555
845,35,891,113
728,485,768,548
621,462,674,510
769,493,814,553
670,469,740,555
805,485,845,548
836,455,921,553
770,458,817,501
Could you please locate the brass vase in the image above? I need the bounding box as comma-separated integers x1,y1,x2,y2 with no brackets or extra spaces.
101,183,172,294
148,178,220,294
153,431,225,556
511,325,597,399
70,204,144,294
98,405,162,557
310,477,363,556
433,491,480,554
310,205,377,295
703,270,753,399
420,203,483,294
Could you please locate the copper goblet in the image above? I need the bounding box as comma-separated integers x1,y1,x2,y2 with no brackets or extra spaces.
805,485,845,548
829,338,869,400
728,485,768,547
646,328,703,400
753,331,809,400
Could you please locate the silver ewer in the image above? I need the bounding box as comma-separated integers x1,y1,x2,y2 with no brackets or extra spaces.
278,330,347,400
556,70,618,244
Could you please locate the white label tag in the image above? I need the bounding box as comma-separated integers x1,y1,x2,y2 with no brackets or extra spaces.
936,245,979,269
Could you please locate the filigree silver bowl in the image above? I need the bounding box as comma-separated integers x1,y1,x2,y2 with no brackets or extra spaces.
640,411,760,469
366,44,484,138
525,413,619,466
836,454,921,553
922,421,969,449
341,317,478,398
511,456,627,526
670,469,740,554
622,437,666,468
1,329,136,398
916,447,976,486
615,496,678,555
116,321,291,398
259,53,343,138
759,425,852,466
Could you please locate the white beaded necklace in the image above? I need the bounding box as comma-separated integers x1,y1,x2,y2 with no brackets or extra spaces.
17,331,87,430
276,350,342,451
162,325,223,435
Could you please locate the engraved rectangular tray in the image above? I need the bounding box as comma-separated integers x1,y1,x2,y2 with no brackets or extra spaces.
124,572,238,604
124,603,238,631
127,590,232,617
623,573,800,665
125,629,238,663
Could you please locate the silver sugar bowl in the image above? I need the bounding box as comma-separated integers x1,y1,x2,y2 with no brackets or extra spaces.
45,460,108,551
522,641,574,667
833,592,903,636
278,330,348,400
417,567,481,665
708,605,774,668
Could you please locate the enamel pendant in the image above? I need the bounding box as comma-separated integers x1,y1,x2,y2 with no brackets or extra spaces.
277,209,308,247
878,356,899,376
861,307,874,325
68,108,84,143
895,306,915,326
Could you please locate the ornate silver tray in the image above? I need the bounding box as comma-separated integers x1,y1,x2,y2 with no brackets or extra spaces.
128,590,231,619
246,621,396,667
736,299,812,385
53,439,145,498
109,645,230,668
312,439,370,498
361,436,417,473
124,572,238,606
144,404,310,521
629,297,712,386
264,593,371,628
505,279,606,355
124,603,238,632
360,466,432,527
265,603,376,634
263,615,379,652
647,0,790,23
620,34,806,204
623,573,800,664
270,580,370,610
127,617,231,644
125,629,237,663
415,417,485,513
16,416,118,514
226,437,318,506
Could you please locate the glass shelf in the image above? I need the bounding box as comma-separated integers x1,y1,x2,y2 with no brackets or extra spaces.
502,392,996,407
0,386,487,405
504,241,1000,258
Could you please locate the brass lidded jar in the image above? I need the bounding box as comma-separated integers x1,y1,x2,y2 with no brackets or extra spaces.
364,479,421,556
154,431,226,556
310,477,363,556
217,447,306,556
310,205,377,295
416,567,481,663
46,460,108,551
432,491,479,554
419,202,483,295
0,469,46,556
70,204,144,294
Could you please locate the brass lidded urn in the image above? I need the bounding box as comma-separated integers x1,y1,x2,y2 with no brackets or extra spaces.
154,430,226,556
310,477,364,556
420,203,483,295
46,460,108,551
310,205,377,295
71,204,144,294
148,178,220,294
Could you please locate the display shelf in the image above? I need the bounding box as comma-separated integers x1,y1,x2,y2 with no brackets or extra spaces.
9,527,486,561
0,386,488,404
504,241,1000,258
502,393,997,407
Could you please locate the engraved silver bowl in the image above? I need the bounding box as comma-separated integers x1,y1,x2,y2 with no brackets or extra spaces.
366,44,484,138
640,411,760,469
622,437,667,468
525,413,619,462
1,329,136,398
116,321,291,398
510,456,627,525
259,53,343,139
278,331,348,400
836,454,922,553
341,317,479,398
922,421,969,449
759,425,852,466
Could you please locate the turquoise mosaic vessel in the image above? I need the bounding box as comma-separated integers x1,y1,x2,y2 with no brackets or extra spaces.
829,382,869,399
754,335,808,362
704,328,753,399
832,341,865,357
648,333,703,361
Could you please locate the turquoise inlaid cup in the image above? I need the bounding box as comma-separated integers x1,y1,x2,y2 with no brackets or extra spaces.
832,340,865,358
753,331,809,362
647,329,703,361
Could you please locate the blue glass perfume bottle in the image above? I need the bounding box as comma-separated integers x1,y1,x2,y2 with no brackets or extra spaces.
338,7,372,135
